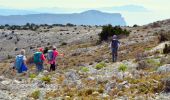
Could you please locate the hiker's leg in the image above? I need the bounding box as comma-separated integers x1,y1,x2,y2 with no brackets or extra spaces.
35,64,40,72
17,67,22,73
40,64,44,72
51,63,56,71
115,49,118,62
36,64,43,72
50,64,52,71
112,48,116,62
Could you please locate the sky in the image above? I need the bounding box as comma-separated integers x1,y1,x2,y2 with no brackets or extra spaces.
0,0,169,26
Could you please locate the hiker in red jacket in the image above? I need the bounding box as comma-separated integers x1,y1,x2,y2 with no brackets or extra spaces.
47,46,64,71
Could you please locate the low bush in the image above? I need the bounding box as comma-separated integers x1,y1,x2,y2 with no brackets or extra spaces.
81,67,89,72
41,76,51,84
159,31,170,42
29,73,36,79
95,62,106,70
137,59,162,71
118,64,128,72
30,90,40,99
61,42,67,46
163,44,170,54
99,24,130,41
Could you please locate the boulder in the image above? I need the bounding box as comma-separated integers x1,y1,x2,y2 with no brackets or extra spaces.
105,81,116,93
0,76,5,81
157,64,170,73
65,70,79,81
1,79,12,85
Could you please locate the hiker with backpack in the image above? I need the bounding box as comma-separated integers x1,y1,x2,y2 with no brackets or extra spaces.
33,48,46,72
14,49,28,73
47,46,64,71
110,35,120,62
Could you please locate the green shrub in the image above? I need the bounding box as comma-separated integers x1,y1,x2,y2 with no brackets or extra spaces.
99,24,130,41
81,67,89,72
41,76,51,83
146,59,161,67
159,32,170,42
31,90,40,99
118,64,128,72
29,74,37,79
163,44,170,54
7,55,12,59
61,42,67,46
95,62,106,70
133,24,138,27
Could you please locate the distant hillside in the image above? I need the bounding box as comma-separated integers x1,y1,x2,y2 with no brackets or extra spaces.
0,10,126,26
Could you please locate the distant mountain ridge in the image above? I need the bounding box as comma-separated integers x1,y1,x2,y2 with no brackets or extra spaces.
0,10,126,26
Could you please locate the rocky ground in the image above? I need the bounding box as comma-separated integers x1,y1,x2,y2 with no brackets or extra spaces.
0,19,170,100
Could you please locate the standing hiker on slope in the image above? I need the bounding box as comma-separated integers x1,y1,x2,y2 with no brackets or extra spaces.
47,46,64,71
33,48,46,73
110,35,120,62
14,49,28,73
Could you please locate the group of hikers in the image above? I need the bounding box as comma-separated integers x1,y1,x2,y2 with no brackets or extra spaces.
13,46,64,74
12,35,120,74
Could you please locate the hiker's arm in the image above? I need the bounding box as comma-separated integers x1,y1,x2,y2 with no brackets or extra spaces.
41,54,48,64
118,41,121,50
59,53,64,57
24,60,27,66
23,56,28,67
109,43,112,50
57,51,64,57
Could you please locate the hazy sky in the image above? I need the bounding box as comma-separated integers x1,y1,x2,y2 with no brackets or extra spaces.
0,0,169,25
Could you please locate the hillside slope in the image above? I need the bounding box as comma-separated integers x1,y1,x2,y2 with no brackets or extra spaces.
0,19,170,99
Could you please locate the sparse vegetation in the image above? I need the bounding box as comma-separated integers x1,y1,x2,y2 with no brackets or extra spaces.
1,18,170,99
41,76,51,84
95,62,106,70
30,90,40,99
80,67,89,72
137,59,162,71
118,64,128,72
29,73,37,79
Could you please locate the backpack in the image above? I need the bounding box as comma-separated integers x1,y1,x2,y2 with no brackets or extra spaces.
47,50,54,61
15,55,24,70
33,52,42,64
112,40,119,48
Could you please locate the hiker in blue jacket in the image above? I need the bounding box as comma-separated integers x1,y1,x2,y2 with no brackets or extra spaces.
110,35,120,62
14,49,28,73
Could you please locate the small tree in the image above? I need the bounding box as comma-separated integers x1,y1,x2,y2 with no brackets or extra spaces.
99,24,130,41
